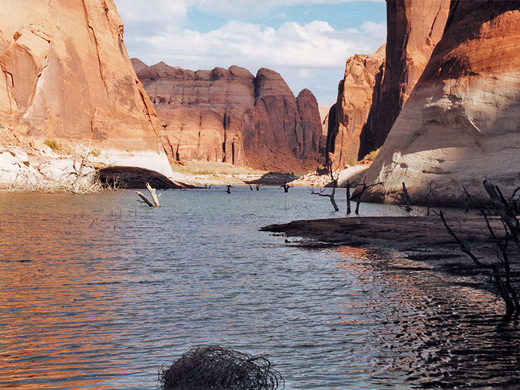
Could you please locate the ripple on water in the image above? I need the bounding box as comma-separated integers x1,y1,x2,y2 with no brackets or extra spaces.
0,188,518,389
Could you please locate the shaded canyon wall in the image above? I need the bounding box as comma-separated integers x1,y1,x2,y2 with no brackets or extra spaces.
325,45,385,169
327,0,450,169
359,0,520,205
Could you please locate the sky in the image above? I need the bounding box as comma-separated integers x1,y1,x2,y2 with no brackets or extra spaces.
113,0,387,106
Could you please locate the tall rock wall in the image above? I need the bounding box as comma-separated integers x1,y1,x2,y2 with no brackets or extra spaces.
359,0,450,157
326,45,385,170
358,0,520,205
0,0,171,175
327,0,450,169
135,61,323,172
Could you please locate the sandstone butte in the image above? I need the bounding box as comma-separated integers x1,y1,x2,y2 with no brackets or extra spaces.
133,60,323,173
358,0,520,206
0,0,173,184
327,0,450,170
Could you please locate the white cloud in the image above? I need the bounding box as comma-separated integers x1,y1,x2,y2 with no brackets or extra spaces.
114,0,386,104
132,20,385,70
115,0,191,36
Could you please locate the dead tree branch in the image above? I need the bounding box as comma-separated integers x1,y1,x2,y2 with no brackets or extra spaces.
310,167,339,212
350,178,381,215
436,179,520,317
346,180,351,215
483,179,520,249
435,211,483,266
401,182,412,212
280,183,291,193
136,183,161,207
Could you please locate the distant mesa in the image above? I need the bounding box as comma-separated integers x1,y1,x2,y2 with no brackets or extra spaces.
133,60,324,173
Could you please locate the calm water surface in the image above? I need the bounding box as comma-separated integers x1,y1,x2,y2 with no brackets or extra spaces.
0,187,519,389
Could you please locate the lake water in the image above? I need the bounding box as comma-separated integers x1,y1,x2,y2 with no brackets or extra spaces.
0,186,519,389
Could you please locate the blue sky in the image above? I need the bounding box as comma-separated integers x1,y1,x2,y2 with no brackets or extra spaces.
113,0,386,106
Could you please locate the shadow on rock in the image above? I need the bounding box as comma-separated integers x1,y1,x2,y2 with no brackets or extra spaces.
245,172,298,186
99,166,184,189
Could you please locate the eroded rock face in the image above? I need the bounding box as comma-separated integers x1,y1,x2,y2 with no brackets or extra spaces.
359,0,520,205
0,0,170,176
136,62,254,166
135,62,323,172
358,0,450,157
327,0,450,168
326,45,385,169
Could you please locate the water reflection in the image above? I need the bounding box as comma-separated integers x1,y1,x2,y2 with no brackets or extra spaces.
0,197,130,388
1,189,520,389
335,246,520,389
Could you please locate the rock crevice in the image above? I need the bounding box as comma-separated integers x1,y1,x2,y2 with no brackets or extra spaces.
327,0,450,168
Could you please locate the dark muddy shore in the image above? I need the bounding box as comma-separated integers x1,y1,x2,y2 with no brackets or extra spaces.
262,214,520,298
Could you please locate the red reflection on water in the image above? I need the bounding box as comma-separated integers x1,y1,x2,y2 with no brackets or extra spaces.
0,207,126,389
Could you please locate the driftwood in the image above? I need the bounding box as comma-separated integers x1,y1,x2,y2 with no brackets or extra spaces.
281,183,291,193
346,181,351,215
72,144,90,194
136,183,160,207
401,182,412,212
248,184,262,191
350,179,381,215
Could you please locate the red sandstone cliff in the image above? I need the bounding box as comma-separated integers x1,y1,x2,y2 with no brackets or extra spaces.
326,45,385,170
359,0,520,205
134,61,323,172
359,0,450,157
0,0,171,176
327,0,450,168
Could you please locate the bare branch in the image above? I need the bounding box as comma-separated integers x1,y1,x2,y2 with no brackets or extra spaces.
434,210,484,266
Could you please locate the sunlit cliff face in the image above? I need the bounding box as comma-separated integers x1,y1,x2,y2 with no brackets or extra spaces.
0,0,161,152
135,62,323,172
327,0,450,167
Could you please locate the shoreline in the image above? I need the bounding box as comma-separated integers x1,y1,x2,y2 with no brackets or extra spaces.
261,213,518,300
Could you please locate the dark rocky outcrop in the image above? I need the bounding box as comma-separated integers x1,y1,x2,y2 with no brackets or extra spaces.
98,166,182,189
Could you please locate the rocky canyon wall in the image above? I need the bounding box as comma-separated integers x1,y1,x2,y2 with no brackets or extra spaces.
0,0,171,175
358,0,520,205
327,0,450,169
326,45,385,169
134,61,323,172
